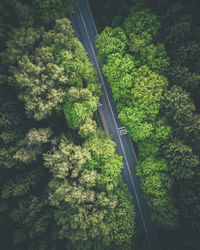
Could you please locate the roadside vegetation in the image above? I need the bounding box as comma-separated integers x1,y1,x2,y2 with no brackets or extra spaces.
92,0,200,249
0,0,136,249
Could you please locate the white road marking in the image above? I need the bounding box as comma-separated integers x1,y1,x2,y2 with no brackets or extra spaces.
118,127,127,136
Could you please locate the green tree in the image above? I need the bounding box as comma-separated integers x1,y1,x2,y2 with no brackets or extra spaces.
0,93,28,169
164,140,199,180
139,43,169,73
164,86,196,130
64,87,98,130
119,107,154,142
33,0,75,26
160,3,192,50
43,135,135,249
172,42,200,72
123,8,160,52
130,66,168,120
1,18,99,121
78,118,97,138
175,170,200,232
83,130,123,184
14,128,52,164
102,53,135,101
97,27,127,63
137,156,179,230
167,65,200,90
138,119,172,160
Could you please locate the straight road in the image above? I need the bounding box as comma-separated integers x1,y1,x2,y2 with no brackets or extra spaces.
71,1,162,249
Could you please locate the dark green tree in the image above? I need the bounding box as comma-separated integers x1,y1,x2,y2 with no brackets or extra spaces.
164,140,199,180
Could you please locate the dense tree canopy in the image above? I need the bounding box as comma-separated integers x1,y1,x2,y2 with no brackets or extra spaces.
95,2,200,250
97,6,178,233
3,0,200,249
64,87,98,129
1,18,100,121
0,1,136,249
95,0,200,249
44,133,135,249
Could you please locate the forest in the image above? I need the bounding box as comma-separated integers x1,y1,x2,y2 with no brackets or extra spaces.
90,0,200,249
0,0,136,249
0,0,200,249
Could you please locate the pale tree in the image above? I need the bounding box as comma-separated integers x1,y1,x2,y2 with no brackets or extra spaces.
43,135,135,249
14,128,52,164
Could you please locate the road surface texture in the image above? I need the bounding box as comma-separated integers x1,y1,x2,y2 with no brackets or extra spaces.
71,1,162,249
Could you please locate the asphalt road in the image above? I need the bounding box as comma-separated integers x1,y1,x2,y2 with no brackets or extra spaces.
71,1,162,249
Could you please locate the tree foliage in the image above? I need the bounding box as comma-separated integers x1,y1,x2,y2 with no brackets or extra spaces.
95,0,200,248
97,2,180,233
0,1,135,249
164,140,199,180
32,0,75,26
43,134,135,249
97,27,127,63
137,156,179,230
64,87,98,130
1,18,99,121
